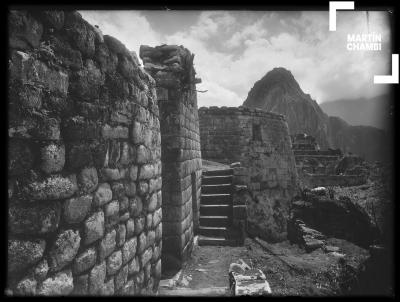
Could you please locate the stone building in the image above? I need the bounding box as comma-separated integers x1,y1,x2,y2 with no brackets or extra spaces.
7,10,201,296
199,106,298,242
139,45,202,276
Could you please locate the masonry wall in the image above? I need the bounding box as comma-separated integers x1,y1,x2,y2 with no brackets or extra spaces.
139,45,202,273
199,106,298,242
8,10,162,296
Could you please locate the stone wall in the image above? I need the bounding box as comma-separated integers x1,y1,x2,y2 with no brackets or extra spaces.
8,10,162,296
301,174,367,188
139,45,202,273
199,106,298,242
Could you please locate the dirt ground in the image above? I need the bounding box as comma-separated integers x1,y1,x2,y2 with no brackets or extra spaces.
159,236,369,296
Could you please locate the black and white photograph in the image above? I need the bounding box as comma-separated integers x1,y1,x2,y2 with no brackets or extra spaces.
5,2,397,297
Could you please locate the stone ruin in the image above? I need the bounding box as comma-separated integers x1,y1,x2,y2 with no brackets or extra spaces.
139,44,202,275
291,133,368,188
7,10,201,296
199,106,298,242
7,8,383,297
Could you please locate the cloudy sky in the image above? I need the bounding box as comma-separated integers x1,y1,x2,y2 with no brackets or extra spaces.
80,10,392,107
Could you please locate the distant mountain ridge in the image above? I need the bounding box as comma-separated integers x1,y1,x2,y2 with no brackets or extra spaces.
320,94,393,130
243,67,391,162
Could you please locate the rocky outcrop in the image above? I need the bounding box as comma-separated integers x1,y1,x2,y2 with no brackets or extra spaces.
243,67,391,162
290,191,378,248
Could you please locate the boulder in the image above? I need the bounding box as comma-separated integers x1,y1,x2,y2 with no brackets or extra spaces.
8,239,46,273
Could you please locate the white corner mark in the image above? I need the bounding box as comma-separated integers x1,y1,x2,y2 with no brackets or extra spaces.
374,54,399,84
329,1,355,31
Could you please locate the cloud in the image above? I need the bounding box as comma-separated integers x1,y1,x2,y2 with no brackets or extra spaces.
79,10,392,106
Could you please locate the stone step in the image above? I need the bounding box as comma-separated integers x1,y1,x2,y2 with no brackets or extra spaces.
202,175,233,185
203,169,233,176
200,204,231,216
198,226,228,237
202,184,232,194
201,194,232,205
199,216,230,227
198,235,236,246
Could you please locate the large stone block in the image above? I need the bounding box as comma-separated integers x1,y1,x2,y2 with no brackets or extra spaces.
63,195,92,224
77,167,98,193
134,216,145,235
48,229,81,272
93,183,112,207
107,250,122,275
64,11,96,58
126,218,135,239
84,211,105,245
21,174,77,201
114,264,128,291
9,201,61,235
73,247,97,275
100,277,115,295
99,229,116,261
39,143,65,174
15,275,37,296
37,269,74,296
128,256,140,275
9,10,43,50
69,59,105,101
122,237,137,265
89,261,106,294
8,139,34,176
8,239,46,273
129,196,143,217
62,116,100,141
66,143,93,170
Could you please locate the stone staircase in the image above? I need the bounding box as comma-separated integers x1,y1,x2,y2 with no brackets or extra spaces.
198,168,237,246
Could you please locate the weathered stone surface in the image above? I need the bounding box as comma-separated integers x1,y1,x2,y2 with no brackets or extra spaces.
105,200,119,227
30,115,61,140
38,10,65,30
8,139,34,176
8,239,46,273
72,274,88,295
66,143,93,170
77,167,98,193
229,268,272,296
137,232,147,254
129,165,138,181
100,278,115,295
136,145,150,164
128,256,140,275
137,181,149,196
64,11,96,58
63,195,92,224
15,276,37,296
22,174,77,201
117,224,127,247
122,237,137,265
84,211,104,245
140,248,153,268
39,143,65,174
89,261,106,294
129,197,143,217
93,183,112,207
48,229,81,272
146,193,158,213
152,208,162,227
9,10,43,49
134,216,145,235
102,124,129,139
9,201,61,235
73,247,97,274
115,264,129,290
34,259,49,282
99,229,116,261
126,218,135,238
125,182,136,197
107,250,122,275
37,269,74,296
